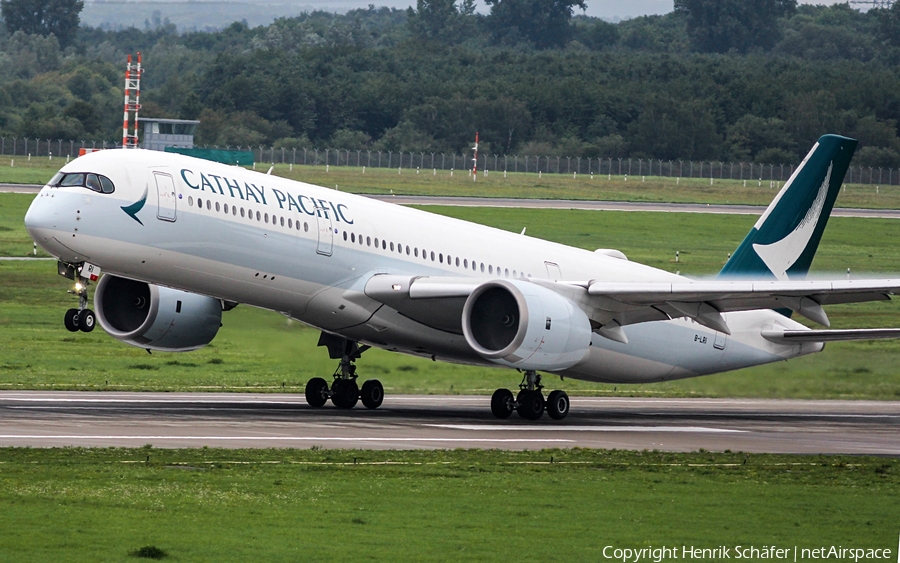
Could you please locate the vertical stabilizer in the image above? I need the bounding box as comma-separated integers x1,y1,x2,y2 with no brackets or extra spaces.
718,134,857,280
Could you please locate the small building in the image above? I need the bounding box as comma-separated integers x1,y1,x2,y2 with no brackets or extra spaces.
141,118,200,152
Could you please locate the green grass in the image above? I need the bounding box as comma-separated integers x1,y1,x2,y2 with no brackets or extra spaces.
4,157,900,209
4,192,900,398
0,448,897,562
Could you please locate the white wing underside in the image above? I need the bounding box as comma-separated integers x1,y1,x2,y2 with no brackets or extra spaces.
364,274,900,340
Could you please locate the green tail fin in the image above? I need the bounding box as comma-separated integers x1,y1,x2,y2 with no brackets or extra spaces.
718,134,857,280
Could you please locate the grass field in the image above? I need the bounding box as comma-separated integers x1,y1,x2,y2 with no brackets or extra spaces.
4,192,900,398
0,448,897,562
5,156,900,209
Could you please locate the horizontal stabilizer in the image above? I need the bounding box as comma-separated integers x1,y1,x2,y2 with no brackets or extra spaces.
761,328,900,343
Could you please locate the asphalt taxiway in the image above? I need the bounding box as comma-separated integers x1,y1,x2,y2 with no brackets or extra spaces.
0,392,898,454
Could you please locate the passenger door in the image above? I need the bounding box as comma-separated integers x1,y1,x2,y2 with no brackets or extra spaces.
154,172,177,222
315,202,333,256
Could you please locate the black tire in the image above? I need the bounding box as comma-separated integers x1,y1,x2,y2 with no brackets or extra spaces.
64,308,80,332
490,388,514,419
305,377,329,408
516,390,544,421
360,379,384,409
79,309,96,333
331,379,359,409
546,390,570,420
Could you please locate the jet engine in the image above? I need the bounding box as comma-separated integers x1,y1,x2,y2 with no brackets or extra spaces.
461,279,592,371
94,274,222,351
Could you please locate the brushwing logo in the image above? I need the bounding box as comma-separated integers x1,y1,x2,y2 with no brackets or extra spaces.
752,162,833,280
121,187,148,225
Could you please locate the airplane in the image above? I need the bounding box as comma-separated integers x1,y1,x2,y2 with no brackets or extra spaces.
23,134,900,421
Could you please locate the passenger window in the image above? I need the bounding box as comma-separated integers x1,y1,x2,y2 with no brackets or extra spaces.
215,202,220,212
233,207,237,216
374,238,379,247
343,232,348,241
414,248,419,257
198,198,203,208
505,268,509,277
406,245,410,255
480,263,485,273
304,222,309,232
280,217,284,227
464,259,468,268
390,242,394,251
256,211,260,221
431,251,435,261
439,253,443,263
188,196,193,206
206,200,211,210
264,213,269,223
288,218,292,228
367,236,371,246
224,204,229,214
351,233,356,243
382,240,387,250
456,257,460,267
489,265,493,274
240,208,245,217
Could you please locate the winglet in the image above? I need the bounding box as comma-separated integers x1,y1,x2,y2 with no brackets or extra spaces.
718,135,857,280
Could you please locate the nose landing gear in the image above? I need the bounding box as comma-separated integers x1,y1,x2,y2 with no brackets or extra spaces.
490,371,570,421
59,261,98,333
305,334,384,410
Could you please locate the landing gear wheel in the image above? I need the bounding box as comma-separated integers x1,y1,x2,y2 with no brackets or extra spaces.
546,390,570,420
64,308,79,332
516,390,544,420
360,379,384,409
305,377,329,407
79,309,96,333
331,379,359,409
491,388,515,419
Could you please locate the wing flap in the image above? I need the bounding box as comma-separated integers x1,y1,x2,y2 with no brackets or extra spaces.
762,328,900,343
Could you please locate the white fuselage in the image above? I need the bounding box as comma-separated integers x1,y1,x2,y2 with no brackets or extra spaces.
24,149,820,384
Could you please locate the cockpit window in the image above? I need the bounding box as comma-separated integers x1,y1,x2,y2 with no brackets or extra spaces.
86,174,101,192
99,176,115,194
60,173,85,187
48,172,115,194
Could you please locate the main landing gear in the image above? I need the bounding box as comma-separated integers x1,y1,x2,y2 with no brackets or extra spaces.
59,261,96,333
305,335,385,410
490,371,570,421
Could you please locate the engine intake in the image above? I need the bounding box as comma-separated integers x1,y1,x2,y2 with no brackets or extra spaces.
94,275,222,351
462,279,591,371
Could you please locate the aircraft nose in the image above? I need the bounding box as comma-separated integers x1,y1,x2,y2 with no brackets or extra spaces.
25,193,56,232
24,190,58,242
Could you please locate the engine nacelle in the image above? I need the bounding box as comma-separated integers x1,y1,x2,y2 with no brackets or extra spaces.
94,275,222,351
461,279,592,371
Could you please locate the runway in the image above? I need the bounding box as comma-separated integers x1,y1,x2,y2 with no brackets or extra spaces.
1,391,898,454
6,183,900,218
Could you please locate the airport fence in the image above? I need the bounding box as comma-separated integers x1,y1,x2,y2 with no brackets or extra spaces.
2,137,897,186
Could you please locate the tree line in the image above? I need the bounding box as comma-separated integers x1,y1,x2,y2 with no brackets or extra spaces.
0,0,899,168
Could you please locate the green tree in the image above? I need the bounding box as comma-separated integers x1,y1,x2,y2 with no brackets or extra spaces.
1,0,84,47
674,0,796,53
406,0,475,43
878,1,900,48
484,0,586,49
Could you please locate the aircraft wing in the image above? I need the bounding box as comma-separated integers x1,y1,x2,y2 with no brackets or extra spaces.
582,279,900,333
365,274,900,339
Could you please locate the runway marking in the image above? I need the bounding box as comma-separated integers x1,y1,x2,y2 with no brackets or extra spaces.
0,435,574,443
428,424,747,433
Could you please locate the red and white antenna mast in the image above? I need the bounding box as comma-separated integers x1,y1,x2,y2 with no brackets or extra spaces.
471,131,479,182
122,53,143,148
